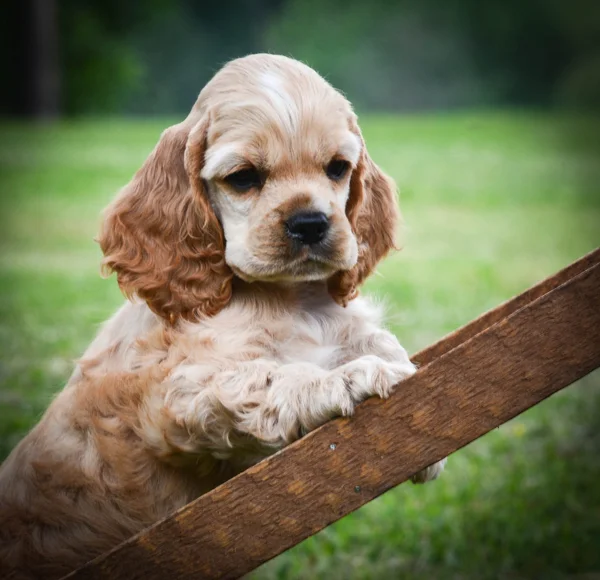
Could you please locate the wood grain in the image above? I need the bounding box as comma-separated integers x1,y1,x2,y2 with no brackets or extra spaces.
64,251,600,580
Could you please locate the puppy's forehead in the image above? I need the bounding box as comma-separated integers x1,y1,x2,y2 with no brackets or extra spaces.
199,55,361,177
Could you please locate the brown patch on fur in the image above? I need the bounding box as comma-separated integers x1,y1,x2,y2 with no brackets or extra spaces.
275,192,314,217
98,115,234,323
250,193,315,263
0,367,235,579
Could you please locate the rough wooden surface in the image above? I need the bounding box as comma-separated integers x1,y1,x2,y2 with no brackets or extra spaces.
64,250,600,580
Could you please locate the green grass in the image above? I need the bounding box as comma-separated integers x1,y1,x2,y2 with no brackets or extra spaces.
1,112,599,579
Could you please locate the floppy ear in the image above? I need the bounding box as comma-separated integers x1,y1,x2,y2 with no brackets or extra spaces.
98,114,233,323
328,124,400,306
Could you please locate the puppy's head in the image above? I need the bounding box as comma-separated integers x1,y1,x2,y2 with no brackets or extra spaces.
99,54,399,322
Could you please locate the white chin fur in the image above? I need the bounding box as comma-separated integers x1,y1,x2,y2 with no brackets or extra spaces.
230,264,337,284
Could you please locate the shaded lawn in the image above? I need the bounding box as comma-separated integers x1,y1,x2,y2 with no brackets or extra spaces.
0,112,599,579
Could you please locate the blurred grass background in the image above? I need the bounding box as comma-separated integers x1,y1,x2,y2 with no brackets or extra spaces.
1,0,600,578
1,113,599,578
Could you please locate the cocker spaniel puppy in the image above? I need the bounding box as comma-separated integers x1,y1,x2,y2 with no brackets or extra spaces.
0,54,445,579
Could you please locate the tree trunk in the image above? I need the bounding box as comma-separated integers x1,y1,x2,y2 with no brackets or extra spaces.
31,0,60,119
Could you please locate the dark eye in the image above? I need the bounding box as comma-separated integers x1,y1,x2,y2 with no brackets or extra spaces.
224,167,262,192
325,159,350,181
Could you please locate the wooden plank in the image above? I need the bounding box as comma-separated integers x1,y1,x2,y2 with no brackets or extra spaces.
64,253,600,580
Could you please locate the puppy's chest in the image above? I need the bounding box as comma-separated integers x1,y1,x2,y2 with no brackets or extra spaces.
186,302,362,370
270,317,347,369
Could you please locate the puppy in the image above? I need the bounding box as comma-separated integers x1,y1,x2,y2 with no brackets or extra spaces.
0,54,445,579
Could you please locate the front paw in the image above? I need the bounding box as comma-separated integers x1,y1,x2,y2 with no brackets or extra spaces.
411,458,447,484
340,355,416,403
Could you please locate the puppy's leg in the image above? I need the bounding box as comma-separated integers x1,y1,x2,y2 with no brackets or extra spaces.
410,458,447,483
142,355,415,465
345,329,448,484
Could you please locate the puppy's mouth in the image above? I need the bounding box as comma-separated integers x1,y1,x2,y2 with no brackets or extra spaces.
291,252,340,277
230,257,337,283
229,246,354,284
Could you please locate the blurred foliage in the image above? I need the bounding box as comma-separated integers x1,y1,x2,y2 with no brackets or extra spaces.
5,0,598,115
122,0,285,114
58,0,171,113
266,0,488,110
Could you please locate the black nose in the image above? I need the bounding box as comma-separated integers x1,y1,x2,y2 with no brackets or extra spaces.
285,212,329,245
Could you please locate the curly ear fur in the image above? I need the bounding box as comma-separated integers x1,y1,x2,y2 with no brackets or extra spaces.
328,125,400,306
98,115,233,322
